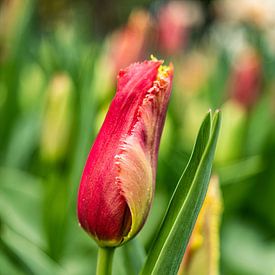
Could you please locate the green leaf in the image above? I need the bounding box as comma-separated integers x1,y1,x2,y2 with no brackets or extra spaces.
0,167,45,248
140,110,221,275
0,244,26,275
1,227,64,275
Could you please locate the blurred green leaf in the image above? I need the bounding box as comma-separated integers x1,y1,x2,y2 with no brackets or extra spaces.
0,0,35,155
0,247,25,275
60,214,98,275
120,239,146,275
5,113,42,168
217,156,264,185
0,168,44,248
221,219,275,275
141,110,221,274
42,176,69,261
1,227,63,275
245,94,273,155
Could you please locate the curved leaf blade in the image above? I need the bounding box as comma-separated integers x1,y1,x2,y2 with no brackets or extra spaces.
141,110,221,275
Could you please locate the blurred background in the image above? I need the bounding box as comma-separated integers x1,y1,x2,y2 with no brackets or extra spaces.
1,0,275,274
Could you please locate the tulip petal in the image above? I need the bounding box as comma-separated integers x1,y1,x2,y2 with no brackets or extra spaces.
77,60,173,247
116,66,173,242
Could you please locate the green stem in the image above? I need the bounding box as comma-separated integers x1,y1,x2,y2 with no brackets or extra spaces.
96,246,115,275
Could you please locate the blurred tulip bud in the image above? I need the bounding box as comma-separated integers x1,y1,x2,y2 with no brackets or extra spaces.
19,63,46,111
0,0,28,59
107,9,152,75
93,9,152,103
157,1,203,55
40,73,73,163
215,100,246,164
77,59,173,247
229,48,262,109
179,176,223,275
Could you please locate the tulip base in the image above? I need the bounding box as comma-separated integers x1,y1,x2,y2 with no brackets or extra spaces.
96,246,115,275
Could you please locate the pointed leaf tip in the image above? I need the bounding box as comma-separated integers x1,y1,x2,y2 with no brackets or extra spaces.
140,110,221,275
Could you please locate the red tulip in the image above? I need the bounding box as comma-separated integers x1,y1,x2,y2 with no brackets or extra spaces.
229,49,262,109
77,59,173,247
157,1,203,55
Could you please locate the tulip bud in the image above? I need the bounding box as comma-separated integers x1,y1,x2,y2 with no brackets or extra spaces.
77,59,173,247
157,1,203,55
229,48,262,109
40,73,73,163
107,9,152,75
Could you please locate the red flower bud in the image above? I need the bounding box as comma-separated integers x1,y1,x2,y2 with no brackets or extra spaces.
108,9,152,75
77,59,173,247
157,1,203,55
229,49,262,109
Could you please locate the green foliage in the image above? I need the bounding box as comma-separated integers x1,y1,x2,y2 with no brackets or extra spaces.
141,111,220,274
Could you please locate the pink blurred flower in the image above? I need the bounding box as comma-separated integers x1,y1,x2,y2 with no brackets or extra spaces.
157,1,202,55
107,9,152,75
229,49,262,109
